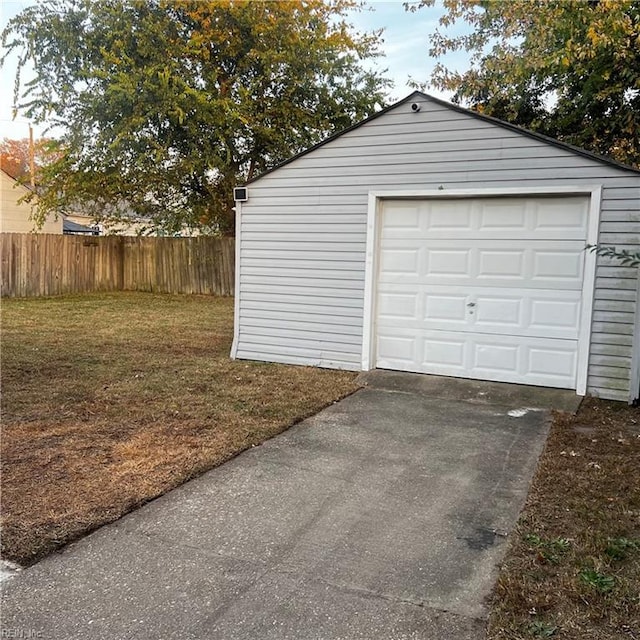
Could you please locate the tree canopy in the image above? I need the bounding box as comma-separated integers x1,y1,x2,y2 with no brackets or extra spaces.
2,0,390,234
409,0,640,168
0,137,60,182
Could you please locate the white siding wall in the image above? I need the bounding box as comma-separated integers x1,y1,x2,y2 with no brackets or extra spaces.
0,171,62,234
236,95,640,402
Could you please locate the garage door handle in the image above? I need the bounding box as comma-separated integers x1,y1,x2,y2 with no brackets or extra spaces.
467,302,476,308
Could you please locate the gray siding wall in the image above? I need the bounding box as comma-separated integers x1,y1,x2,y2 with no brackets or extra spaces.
236,95,640,402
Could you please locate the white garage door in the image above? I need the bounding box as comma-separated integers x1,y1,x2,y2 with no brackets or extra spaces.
375,196,589,389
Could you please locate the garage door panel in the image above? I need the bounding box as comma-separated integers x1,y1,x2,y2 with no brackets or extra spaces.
473,296,522,327
533,198,588,234
425,338,466,368
380,197,588,240
479,201,527,230
379,240,585,289
378,335,416,362
376,329,578,388
528,347,576,379
472,343,577,387
429,201,473,231
378,285,581,340
377,318,577,341
472,341,519,373
532,250,583,280
380,274,583,290
427,249,470,276
530,299,580,332
377,292,418,319
379,248,419,274
477,250,524,279
375,196,588,389
382,202,422,230
473,293,580,339
424,294,467,323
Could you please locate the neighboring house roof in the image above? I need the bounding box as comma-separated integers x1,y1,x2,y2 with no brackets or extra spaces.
1,166,18,181
0,167,38,191
245,90,640,185
63,218,99,235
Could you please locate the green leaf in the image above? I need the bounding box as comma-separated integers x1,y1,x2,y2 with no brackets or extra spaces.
578,568,616,594
412,0,640,168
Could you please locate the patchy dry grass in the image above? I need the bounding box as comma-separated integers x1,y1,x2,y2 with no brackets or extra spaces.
488,398,640,640
0,293,359,565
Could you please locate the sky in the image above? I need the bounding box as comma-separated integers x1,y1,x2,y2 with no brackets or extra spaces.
347,1,472,102
0,0,473,140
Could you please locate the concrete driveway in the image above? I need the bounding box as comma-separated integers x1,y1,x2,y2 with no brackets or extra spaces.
1,372,580,640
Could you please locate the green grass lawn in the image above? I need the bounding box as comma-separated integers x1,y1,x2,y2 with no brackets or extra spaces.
0,292,359,565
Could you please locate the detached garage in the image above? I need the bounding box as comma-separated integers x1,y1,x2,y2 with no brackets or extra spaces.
231,91,640,403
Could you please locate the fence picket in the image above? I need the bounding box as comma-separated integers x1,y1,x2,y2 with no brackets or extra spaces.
0,233,235,298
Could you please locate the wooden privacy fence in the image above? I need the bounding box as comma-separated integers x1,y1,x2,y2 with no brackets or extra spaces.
0,233,235,298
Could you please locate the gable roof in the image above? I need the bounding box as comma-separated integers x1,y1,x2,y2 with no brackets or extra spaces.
1,166,19,181
1,167,36,192
245,90,640,185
